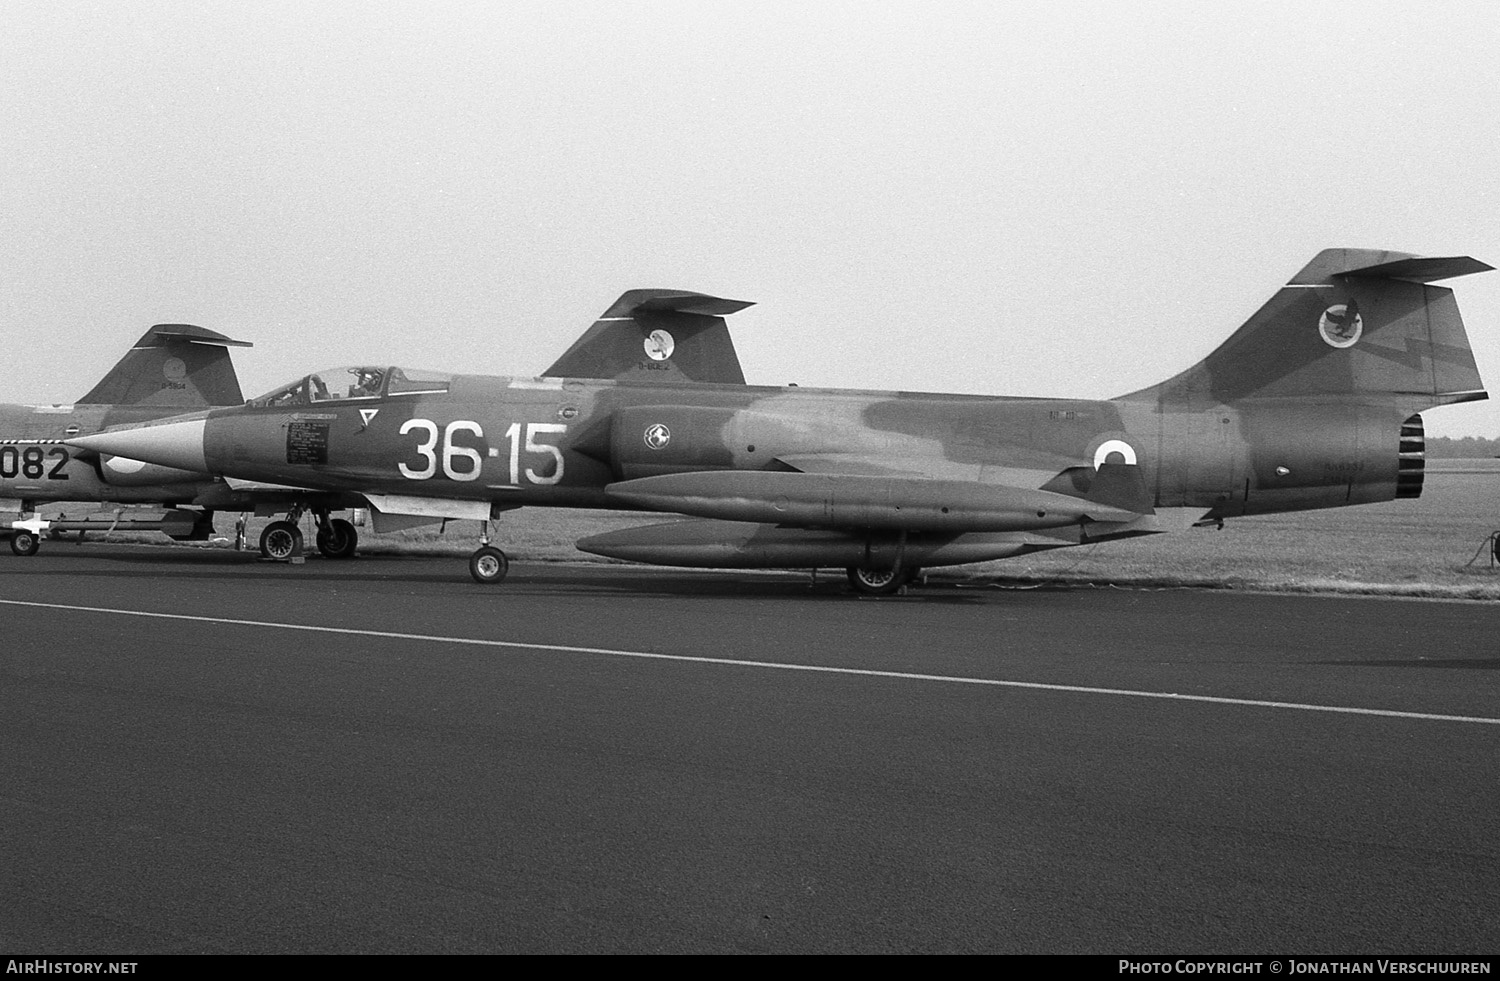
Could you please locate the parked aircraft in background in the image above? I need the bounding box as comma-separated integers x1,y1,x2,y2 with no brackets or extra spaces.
0,321,378,560
0,324,263,555
71,250,1489,593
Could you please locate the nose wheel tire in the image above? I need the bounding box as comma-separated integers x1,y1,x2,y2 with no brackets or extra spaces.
469,546,509,584
10,530,40,557
316,518,359,559
846,565,918,596
260,521,303,561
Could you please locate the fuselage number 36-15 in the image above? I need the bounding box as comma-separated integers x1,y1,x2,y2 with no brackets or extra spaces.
399,419,567,486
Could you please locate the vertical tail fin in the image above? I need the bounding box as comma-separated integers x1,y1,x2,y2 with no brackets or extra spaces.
78,324,252,407
542,289,753,384
1125,249,1490,414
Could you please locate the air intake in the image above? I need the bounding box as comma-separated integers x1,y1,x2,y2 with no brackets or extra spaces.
1396,413,1424,499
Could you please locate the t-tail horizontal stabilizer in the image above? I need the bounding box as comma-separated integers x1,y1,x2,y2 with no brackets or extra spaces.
79,324,253,407
543,289,754,384
1124,249,1490,415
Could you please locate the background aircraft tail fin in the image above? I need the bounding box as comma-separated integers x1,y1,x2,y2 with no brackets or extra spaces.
543,289,753,384
1122,249,1490,413
78,324,253,407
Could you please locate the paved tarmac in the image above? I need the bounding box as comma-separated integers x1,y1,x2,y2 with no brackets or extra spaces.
2,545,1498,953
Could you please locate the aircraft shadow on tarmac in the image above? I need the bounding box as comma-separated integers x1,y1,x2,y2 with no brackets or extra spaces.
1,544,1008,601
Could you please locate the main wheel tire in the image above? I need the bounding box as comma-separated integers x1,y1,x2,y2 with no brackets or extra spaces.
10,530,40,557
316,518,359,559
260,521,303,561
846,565,905,596
469,545,509,584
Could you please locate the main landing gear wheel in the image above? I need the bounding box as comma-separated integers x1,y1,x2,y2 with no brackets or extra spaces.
845,565,920,596
260,521,303,561
469,545,509,584
10,530,40,557
316,518,358,559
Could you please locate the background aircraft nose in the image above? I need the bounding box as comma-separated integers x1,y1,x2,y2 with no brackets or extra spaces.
68,417,210,474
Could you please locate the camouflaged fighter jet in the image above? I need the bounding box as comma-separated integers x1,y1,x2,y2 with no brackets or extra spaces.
4,297,686,561
0,324,255,556
69,249,1490,593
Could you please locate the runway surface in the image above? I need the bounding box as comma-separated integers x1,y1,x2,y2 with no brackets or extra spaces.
2,544,1498,953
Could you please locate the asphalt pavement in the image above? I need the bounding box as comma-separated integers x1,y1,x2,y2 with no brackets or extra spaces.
2,545,1497,953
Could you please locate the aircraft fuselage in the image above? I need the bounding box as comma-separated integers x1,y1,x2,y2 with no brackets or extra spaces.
180,376,1410,522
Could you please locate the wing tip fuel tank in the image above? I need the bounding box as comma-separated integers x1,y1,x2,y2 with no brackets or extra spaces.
577,519,1050,568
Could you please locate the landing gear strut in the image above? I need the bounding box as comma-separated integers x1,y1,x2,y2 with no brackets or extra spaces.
258,507,360,562
469,520,509,584
846,530,919,595
259,520,303,561
315,515,358,559
845,565,922,596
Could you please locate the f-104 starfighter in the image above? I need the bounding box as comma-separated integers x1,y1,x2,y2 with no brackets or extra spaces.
71,250,1489,593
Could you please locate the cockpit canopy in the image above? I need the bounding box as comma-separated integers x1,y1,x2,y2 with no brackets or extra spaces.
249,366,453,407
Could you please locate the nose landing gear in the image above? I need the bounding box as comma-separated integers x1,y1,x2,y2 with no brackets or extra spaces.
468,521,509,584
469,546,509,584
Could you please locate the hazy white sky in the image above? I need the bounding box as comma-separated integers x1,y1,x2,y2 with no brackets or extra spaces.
5,1,1500,436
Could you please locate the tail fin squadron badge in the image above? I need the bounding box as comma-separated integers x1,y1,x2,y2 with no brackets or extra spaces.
644,329,675,361
1319,301,1363,348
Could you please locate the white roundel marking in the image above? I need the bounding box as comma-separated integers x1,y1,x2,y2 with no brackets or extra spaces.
644,329,675,361
643,423,671,450
1092,439,1137,470
1318,304,1362,348
103,455,147,474
163,357,187,381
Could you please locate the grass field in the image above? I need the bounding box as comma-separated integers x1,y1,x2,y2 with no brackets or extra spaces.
987,460,1500,599
25,460,1500,599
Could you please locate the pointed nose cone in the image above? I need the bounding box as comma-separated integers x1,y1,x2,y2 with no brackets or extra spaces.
68,418,210,474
